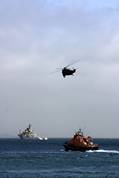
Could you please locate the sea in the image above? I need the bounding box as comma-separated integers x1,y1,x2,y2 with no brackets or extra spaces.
0,138,119,178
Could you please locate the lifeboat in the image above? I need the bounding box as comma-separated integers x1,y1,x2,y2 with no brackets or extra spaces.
64,129,99,151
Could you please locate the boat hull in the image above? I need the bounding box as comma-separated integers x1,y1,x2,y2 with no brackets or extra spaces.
64,142,99,152
18,134,43,140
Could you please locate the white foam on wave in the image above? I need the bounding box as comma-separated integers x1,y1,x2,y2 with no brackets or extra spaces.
87,149,119,154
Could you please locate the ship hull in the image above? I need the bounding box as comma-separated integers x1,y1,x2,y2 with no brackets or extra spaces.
64,143,99,152
18,134,43,140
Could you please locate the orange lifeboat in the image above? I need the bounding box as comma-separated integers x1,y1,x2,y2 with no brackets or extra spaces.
64,129,99,151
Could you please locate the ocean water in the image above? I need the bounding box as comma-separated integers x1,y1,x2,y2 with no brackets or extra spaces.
0,138,119,178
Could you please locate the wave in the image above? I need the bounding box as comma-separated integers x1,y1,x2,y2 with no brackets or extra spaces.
87,149,119,154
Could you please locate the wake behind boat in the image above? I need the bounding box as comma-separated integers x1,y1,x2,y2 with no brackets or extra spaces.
18,124,48,140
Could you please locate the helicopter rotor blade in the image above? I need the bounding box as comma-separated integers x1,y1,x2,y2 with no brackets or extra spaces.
49,68,61,75
65,59,80,68
76,66,80,70
56,68,62,70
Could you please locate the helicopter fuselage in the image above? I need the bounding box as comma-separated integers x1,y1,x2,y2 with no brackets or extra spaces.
62,67,76,78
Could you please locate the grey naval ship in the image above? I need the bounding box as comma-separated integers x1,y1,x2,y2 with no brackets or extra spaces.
18,124,48,140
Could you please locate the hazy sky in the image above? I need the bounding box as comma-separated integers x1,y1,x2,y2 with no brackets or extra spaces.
0,0,119,138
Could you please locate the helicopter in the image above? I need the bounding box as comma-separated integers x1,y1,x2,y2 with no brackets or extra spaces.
50,59,80,78
61,59,80,78
62,66,76,78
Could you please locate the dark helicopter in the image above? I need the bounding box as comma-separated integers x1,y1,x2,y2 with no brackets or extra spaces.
62,67,76,78
61,60,80,78
50,59,80,78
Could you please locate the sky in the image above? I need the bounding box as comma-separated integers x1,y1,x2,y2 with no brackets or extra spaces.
0,0,119,138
